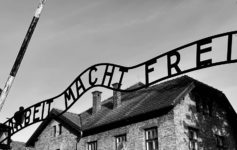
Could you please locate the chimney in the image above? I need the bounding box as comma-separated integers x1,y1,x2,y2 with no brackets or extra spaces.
92,91,102,114
112,83,122,108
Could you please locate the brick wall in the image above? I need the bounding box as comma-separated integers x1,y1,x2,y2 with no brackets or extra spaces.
173,90,237,150
11,141,33,150
77,110,176,150
27,88,237,150
30,120,78,150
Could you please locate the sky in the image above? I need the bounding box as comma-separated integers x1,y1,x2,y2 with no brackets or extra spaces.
0,0,237,142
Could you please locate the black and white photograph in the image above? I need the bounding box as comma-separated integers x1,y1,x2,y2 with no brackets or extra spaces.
0,0,237,150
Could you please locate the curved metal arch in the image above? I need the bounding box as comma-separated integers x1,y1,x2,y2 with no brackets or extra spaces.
1,31,237,144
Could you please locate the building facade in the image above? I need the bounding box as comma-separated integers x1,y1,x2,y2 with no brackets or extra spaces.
25,76,237,150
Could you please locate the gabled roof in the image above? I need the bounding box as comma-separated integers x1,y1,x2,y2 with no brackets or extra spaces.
26,75,237,146
26,108,82,147
80,76,195,132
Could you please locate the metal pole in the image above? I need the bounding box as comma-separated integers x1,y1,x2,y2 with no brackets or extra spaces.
0,0,47,111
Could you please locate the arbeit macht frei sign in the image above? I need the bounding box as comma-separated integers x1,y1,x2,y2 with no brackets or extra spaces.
1,30,237,144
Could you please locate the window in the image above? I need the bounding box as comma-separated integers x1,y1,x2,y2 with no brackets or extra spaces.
53,125,57,137
88,141,97,150
59,124,62,135
196,99,212,116
115,134,127,150
203,101,212,116
189,128,198,150
145,127,158,150
216,135,225,150
53,124,62,137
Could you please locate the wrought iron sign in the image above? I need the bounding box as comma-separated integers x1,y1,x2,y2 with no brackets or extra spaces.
1,31,237,144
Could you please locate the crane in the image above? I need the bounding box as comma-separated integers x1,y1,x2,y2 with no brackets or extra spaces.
0,0,47,112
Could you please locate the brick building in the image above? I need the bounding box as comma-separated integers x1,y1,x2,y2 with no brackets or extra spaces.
11,141,34,150
25,76,237,150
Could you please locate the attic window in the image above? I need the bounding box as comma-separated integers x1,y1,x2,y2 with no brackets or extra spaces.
59,124,62,135
53,124,62,137
53,125,56,137
196,98,212,116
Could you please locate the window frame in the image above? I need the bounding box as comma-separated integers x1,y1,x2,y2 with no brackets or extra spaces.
216,135,225,150
87,141,97,150
53,125,57,137
188,127,198,150
196,98,212,116
59,124,62,135
52,124,62,137
115,134,127,150
203,101,212,116
145,127,158,150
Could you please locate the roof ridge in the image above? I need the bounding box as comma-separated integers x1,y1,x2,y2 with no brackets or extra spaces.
103,82,145,103
51,108,79,116
79,82,145,115
184,76,222,93
27,75,236,146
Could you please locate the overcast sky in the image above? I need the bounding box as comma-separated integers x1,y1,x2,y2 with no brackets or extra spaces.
0,0,237,142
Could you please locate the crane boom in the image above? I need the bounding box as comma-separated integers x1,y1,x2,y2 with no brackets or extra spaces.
0,0,47,112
